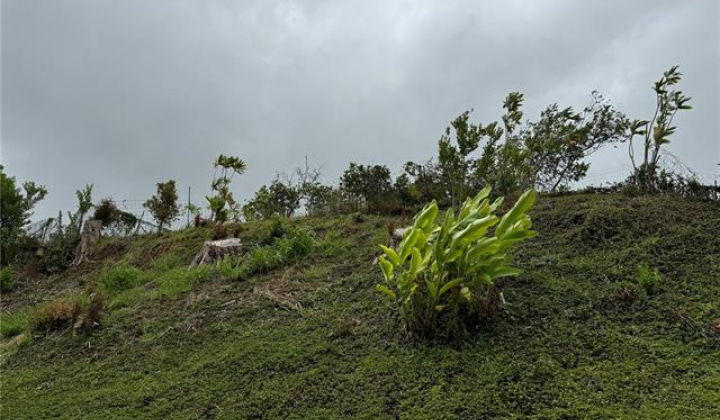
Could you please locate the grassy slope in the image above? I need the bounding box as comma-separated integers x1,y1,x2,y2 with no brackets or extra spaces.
1,193,719,419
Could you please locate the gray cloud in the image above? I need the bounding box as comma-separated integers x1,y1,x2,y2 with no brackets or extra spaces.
2,0,718,220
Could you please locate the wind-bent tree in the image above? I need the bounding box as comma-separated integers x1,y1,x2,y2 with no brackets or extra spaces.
434,91,628,196
523,92,628,191
206,155,247,222
628,65,692,192
144,180,180,232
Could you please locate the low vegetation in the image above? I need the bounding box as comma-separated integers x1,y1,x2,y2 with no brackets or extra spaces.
1,193,719,418
1,66,718,418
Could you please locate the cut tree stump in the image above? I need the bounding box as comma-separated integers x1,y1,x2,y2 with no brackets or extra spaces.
390,227,411,249
72,220,103,266
189,238,244,268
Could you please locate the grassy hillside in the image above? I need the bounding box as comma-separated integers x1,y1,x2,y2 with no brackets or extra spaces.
1,193,719,419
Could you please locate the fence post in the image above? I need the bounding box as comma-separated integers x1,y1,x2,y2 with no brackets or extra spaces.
187,186,191,228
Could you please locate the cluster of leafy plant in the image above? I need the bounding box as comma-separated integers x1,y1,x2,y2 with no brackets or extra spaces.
377,187,537,339
635,263,661,295
627,66,692,193
206,154,247,222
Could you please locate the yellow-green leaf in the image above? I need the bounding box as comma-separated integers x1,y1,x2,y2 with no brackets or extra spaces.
376,284,397,299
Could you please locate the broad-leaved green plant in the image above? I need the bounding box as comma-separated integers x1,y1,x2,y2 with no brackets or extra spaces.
377,186,537,338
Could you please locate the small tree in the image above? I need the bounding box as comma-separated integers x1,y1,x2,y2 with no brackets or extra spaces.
75,184,94,233
243,179,300,220
628,66,692,192
0,165,48,265
207,155,247,222
437,110,501,208
144,180,180,232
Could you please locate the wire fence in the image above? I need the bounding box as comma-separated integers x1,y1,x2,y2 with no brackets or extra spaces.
112,199,212,230
23,164,719,244
24,197,214,243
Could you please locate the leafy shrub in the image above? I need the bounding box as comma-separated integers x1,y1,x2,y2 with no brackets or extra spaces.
1,310,28,338
93,198,138,233
98,265,144,294
243,179,301,220
377,187,537,339
636,264,661,294
144,179,180,232
1,265,17,292
93,198,120,226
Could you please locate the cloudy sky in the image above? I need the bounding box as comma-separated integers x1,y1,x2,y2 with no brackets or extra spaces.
2,0,719,221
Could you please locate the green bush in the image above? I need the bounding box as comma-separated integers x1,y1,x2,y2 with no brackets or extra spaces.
1,265,17,292
636,264,661,294
377,187,537,339
98,265,144,294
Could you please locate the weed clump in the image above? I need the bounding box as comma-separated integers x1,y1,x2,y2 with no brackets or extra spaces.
98,264,144,294
28,291,106,336
1,310,29,338
636,264,661,294
29,297,83,334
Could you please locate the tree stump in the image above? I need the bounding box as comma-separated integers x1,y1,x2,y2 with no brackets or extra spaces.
189,238,244,268
390,227,411,249
72,220,103,266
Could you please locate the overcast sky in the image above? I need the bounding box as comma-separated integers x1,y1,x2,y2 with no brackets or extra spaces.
2,0,719,221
